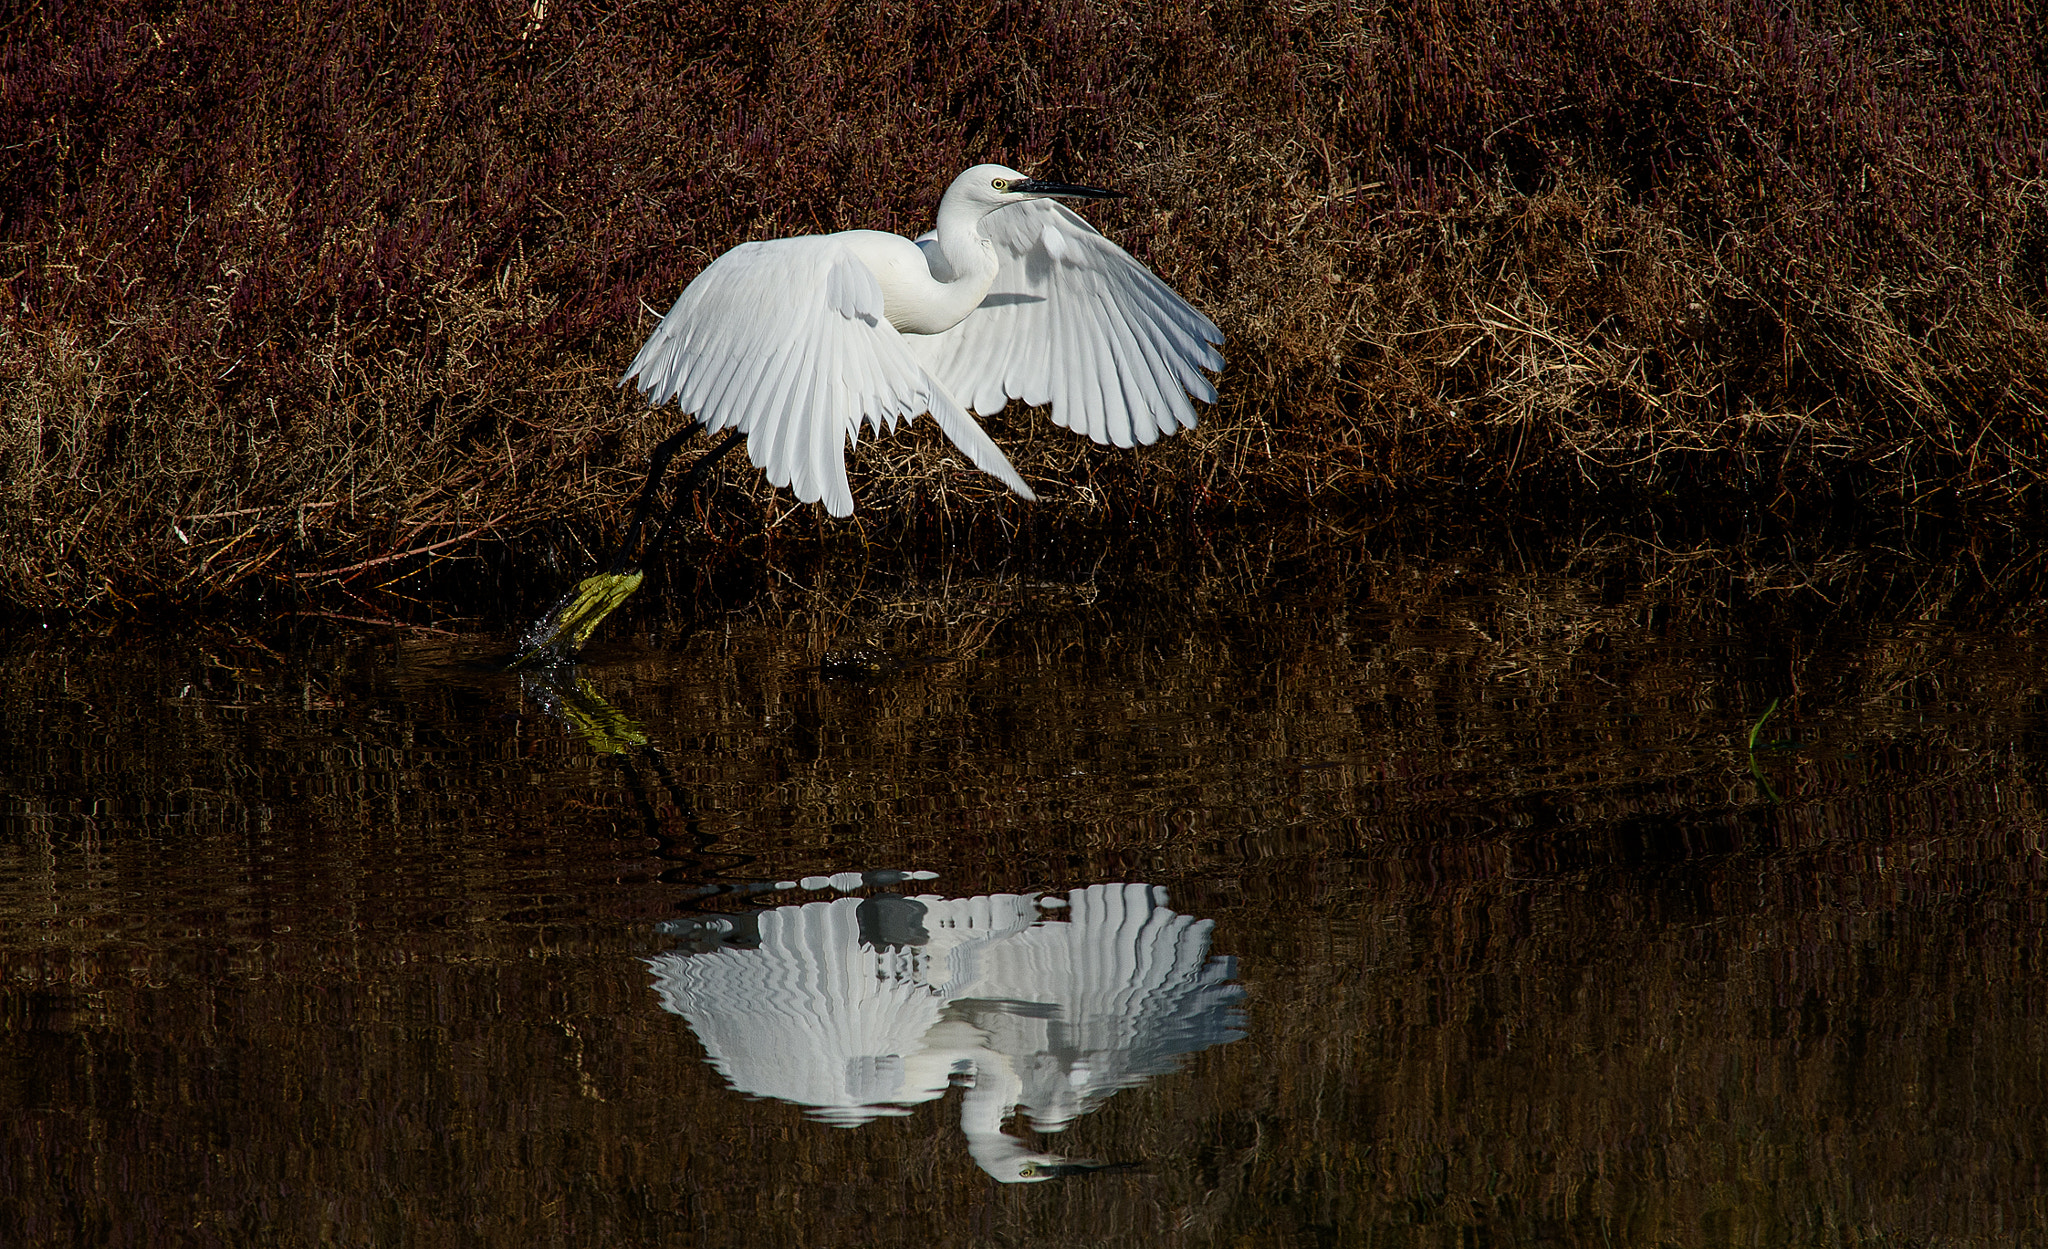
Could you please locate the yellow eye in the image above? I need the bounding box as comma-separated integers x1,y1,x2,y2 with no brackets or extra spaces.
991,178,1010,192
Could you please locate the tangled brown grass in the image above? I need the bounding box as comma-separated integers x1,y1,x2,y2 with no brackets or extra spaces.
3,0,2042,616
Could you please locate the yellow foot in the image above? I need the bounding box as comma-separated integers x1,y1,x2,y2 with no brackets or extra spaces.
510,569,645,668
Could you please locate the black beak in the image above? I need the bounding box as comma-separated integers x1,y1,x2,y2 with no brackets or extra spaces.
1013,178,1124,200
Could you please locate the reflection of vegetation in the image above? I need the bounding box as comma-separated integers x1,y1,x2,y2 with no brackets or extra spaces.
1745,697,1785,803
2,530,2046,1242
1746,698,1779,753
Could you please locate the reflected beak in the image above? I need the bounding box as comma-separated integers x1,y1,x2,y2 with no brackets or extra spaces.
1014,178,1124,200
1023,1158,1142,1179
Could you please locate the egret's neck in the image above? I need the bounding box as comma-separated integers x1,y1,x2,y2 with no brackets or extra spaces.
906,197,1003,334
956,1054,1068,1183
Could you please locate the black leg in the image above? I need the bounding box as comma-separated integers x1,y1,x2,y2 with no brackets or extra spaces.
639,427,746,568
510,424,748,668
610,423,703,573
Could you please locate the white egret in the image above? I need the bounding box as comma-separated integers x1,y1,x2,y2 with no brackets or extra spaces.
622,162,1225,516
513,163,1221,665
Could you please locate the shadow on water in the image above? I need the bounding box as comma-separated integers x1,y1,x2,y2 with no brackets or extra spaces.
2,519,2047,1245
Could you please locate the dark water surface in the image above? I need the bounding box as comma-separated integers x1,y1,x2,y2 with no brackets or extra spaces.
4,530,2046,1246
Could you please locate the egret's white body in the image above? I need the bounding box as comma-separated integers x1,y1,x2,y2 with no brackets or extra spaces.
622,164,1224,516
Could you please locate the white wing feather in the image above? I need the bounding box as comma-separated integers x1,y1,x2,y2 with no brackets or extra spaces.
622,236,1035,517
906,201,1224,449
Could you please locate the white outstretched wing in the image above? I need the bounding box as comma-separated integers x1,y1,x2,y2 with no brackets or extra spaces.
906,201,1224,449
622,236,1035,517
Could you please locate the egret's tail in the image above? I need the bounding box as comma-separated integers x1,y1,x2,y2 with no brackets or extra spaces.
921,388,1038,504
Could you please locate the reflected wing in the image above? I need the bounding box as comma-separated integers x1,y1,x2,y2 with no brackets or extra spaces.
622,236,1034,516
964,882,1246,1131
645,898,951,1125
907,201,1224,449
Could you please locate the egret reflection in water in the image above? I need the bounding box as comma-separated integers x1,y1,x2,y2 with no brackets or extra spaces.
645,880,1245,1182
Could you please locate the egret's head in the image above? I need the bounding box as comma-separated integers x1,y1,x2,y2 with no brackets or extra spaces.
967,1135,1135,1184
950,164,1123,213
1001,1154,1135,1183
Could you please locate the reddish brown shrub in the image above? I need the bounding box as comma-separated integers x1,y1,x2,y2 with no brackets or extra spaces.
1,0,2041,614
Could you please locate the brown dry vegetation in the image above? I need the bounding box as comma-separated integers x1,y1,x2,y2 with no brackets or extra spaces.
2,0,2044,617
